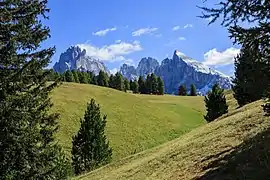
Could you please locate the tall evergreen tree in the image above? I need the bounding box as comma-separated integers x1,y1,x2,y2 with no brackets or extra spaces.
65,70,75,82
78,71,88,84
72,99,112,175
190,84,197,96
138,76,147,94
114,72,124,91
151,73,158,94
204,84,228,122
157,76,164,95
97,70,108,87
198,0,270,114
178,85,187,96
0,1,70,179
145,74,152,94
132,80,139,94
108,74,115,88
87,71,94,84
129,80,134,91
72,70,79,83
124,78,130,92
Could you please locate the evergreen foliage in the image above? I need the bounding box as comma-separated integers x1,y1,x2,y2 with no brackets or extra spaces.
145,74,152,94
138,76,147,94
150,73,158,94
108,74,115,88
0,0,70,179
132,80,139,94
114,72,124,91
78,71,88,84
190,84,197,96
97,70,108,87
72,99,112,175
124,78,130,92
204,84,228,122
178,85,187,96
198,0,270,114
157,77,164,95
65,70,75,82
72,70,79,83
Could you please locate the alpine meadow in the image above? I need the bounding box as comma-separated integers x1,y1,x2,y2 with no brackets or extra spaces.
1,0,269,180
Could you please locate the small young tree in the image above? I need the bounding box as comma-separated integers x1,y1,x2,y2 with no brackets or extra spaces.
190,84,197,96
72,70,80,83
204,84,228,122
178,85,187,96
124,78,130,92
72,99,112,175
157,76,164,95
65,70,75,82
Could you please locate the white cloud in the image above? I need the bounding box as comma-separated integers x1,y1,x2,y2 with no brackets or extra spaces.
172,26,180,31
183,24,193,29
115,40,121,43
132,27,158,36
92,27,117,36
203,47,240,66
123,58,135,66
77,41,142,62
178,37,186,41
110,68,118,75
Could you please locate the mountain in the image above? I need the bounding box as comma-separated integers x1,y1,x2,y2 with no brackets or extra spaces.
119,50,232,95
53,46,110,75
136,57,159,77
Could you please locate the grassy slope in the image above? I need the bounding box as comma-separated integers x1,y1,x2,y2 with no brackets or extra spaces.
77,95,270,180
51,83,205,160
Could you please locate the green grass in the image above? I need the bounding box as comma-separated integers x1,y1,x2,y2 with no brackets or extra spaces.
76,98,270,179
51,83,206,160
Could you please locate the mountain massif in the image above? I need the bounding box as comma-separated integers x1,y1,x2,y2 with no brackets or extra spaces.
53,46,232,94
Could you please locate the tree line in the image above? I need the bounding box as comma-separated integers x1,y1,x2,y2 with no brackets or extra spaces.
48,69,165,95
178,84,197,96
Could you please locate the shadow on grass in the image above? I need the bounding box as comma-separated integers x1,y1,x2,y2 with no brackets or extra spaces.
195,127,270,180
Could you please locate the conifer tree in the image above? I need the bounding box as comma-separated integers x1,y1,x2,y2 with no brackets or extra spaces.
54,71,61,81
151,73,158,94
138,76,147,94
114,72,124,91
78,71,88,84
198,0,270,114
0,1,70,179
65,70,75,82
190,84,197,96
87,71,95,84
108,74,115,88
178,85,187,96
124,78,130,92
204,84,228,122
129,80,133,91
145,74,152,94
72,99,112,175
132,80,139,94
157,76,164,95
97,70,108,87
72,70,79,83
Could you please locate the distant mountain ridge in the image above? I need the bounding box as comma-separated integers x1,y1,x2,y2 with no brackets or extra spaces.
119,50,232,95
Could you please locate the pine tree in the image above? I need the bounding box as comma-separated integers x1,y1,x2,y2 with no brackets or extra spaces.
138,76,147,94
178,85,187,96
132,80,139,94
65,70,75,82
129,80,134,91
232,46,268,107
190,84,197,96
78,71,88,84
108,74,115,88
198,0,270,114
151,73,158,94
145,74,152,94
204,84,228,122
97,70,108,87
72,70,79,83
54,71,61,81
157,76,164,95
114,72,124,91
87,71,95,84
0,1,70,179
72,99,112,175
124,78,130,92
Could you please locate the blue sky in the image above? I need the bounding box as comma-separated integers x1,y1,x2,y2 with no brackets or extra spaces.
44,0,240,76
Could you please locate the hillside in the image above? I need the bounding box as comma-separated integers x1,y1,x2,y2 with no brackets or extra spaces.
51,83,206,160
76,99,270,179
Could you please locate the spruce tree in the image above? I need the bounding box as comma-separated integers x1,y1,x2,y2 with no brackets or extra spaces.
87,71,95,84
157,76,164,95
97,70,108,87
0,1,70,179
72,99,112,175
65,70,75,82
78,71,88,84
151,73,158,94
114,72,124,91
190,84,197,96
124,78,130,92
178,85,187,96
204,84,229,122
129,80,134,91
108,74,115,88
132,80,139,94
145,74,152,94
198,0,270,114
138,76,147,94
72,70,79,83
